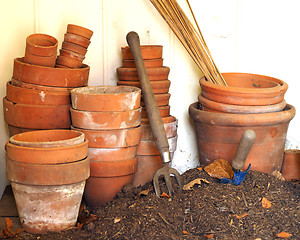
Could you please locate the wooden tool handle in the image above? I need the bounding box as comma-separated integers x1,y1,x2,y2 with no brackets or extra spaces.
126,32,170,161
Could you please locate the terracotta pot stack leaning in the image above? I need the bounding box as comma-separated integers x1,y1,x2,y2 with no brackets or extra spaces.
189,72,295,174
117,45,178,187
70,86,142,207
5,129,89,234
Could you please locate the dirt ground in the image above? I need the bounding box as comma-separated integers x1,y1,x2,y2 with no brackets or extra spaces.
2,167,300,240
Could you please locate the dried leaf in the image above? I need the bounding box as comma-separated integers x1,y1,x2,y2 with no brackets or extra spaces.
78,214,98,226
276,231,292,238
261,197,272,209
183,178,210,190
114,217,121,223
160,192,170,198
204,234,214,238
76,222,84,230
234,213,248,219
204,159,234,180
182,230,188,234
271,170,285,181
138,189,150,196
1,218,23,238
197,167,203,171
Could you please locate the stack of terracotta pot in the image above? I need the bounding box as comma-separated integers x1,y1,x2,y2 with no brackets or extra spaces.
70,86,142,207
189,72,295,174
116,45,178,187
3,29,91,136
5,129,89,234
56,24,93,68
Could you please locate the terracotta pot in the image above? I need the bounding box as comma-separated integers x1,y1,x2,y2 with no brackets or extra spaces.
141,105,170,118
13,58,89,87
137,136,177,156
141,115,176,125
59,49,85,62
3,97,71,129
189,102,295,173
71,126,141,148
10,78,74,92
122,58,163,68
88,146,137,161
200,72,288,106
117,80,170,94
56,55,83,69
71,86,141,111
5,140,88,164
281,149,300,180
84,157,137,207
6,82,71,105
141,93,170,107
70,107,141,130
198,94,286,114
7,125,47,136
9,129,84,148
11,181,85,234
117,67,170,81
67,24,93,39
24,52,57,68
141,118,177,140
62,41,87,55
64,33,91,48
121,45,163,60
132,155,163,187
25,33,58,57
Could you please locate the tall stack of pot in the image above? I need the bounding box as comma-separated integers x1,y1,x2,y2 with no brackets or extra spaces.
116,45,178,187
189,72,295,173
70,86,142,207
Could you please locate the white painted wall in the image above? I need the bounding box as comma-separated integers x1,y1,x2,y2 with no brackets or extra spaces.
0,0,299,196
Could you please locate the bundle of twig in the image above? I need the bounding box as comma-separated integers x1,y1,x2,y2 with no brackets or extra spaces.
149,0,227,85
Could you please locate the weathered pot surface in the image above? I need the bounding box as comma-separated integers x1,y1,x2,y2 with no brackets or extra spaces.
117,80,170,94
281,149,300,180
141,115,176,125
62,41,87,55
122,58,163,68
189,102,295,173
141,105,170,118
71,86,141,112
117,67,170,81
137,136,177,156
141,93,170,107
64,33,91,48
56,55,83,69
59,49,85,62
141,118,177,140
88,146,137,161
67,24,93,40
121,45,163,60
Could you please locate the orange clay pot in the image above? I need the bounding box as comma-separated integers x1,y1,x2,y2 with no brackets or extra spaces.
117,67,170,81
141,105,170,118
6,82,71,105
70,107,141,130
88,146,137,162
56,55,83,69
198,95,286,114
141,93,170,107
13,58,89,87
71,126,141,148
141,118,177,140
84,157,137,207
189,102,295,173
200,72,288,106
137,136,177,156
59,49,85,62
281,149,300,180
122,58,163,68
71,86,141,111
25,33,58,57
117,80,170,94
67,24,93,40
24,52,57,68
3,98,71,129
62,41,87,55
5,140,88,164
9,129,84,148
7,125,48,137
121,45,163,60
64,33,91,48
141,115,176,125
132,155,163,187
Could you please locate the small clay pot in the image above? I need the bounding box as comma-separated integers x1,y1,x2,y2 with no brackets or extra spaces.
71,126,141,148
137,136,177,155
64,33,91,48
121,45,163,60
117,80,171,94
141,105,170,118
62,41,88,55
13,58,89,87
141,118,177,140
88,146,137,161
7,125,45,137
25,33,58,57
281,149,300,180
117,67,170,81
6,82,71,105
141,93,170,107
67,24,93,39
59,49,85,62
122,58,163,68
56,55,83,69
5,140,88,164
3,97,71,129
70,107,141,130
24,52,57,68
198,94,287,114
71,86,141,111
9,129,85,148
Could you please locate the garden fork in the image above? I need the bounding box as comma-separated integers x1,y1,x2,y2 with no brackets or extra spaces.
126,31,183,197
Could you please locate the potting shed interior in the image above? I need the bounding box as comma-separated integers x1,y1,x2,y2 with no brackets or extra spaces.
0,0,299,237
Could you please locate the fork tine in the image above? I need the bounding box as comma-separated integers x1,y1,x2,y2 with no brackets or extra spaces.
169,168,183,190
164,174,173,196
153,169,162,197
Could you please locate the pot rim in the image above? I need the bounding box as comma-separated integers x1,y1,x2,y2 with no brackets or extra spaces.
71,85,141,96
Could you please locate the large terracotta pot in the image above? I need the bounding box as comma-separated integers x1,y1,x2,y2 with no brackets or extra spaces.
121,45,163,60
200,72,288,106
117,80,170,94
281,149,300,180
189,102,295,173
117,67,170,81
